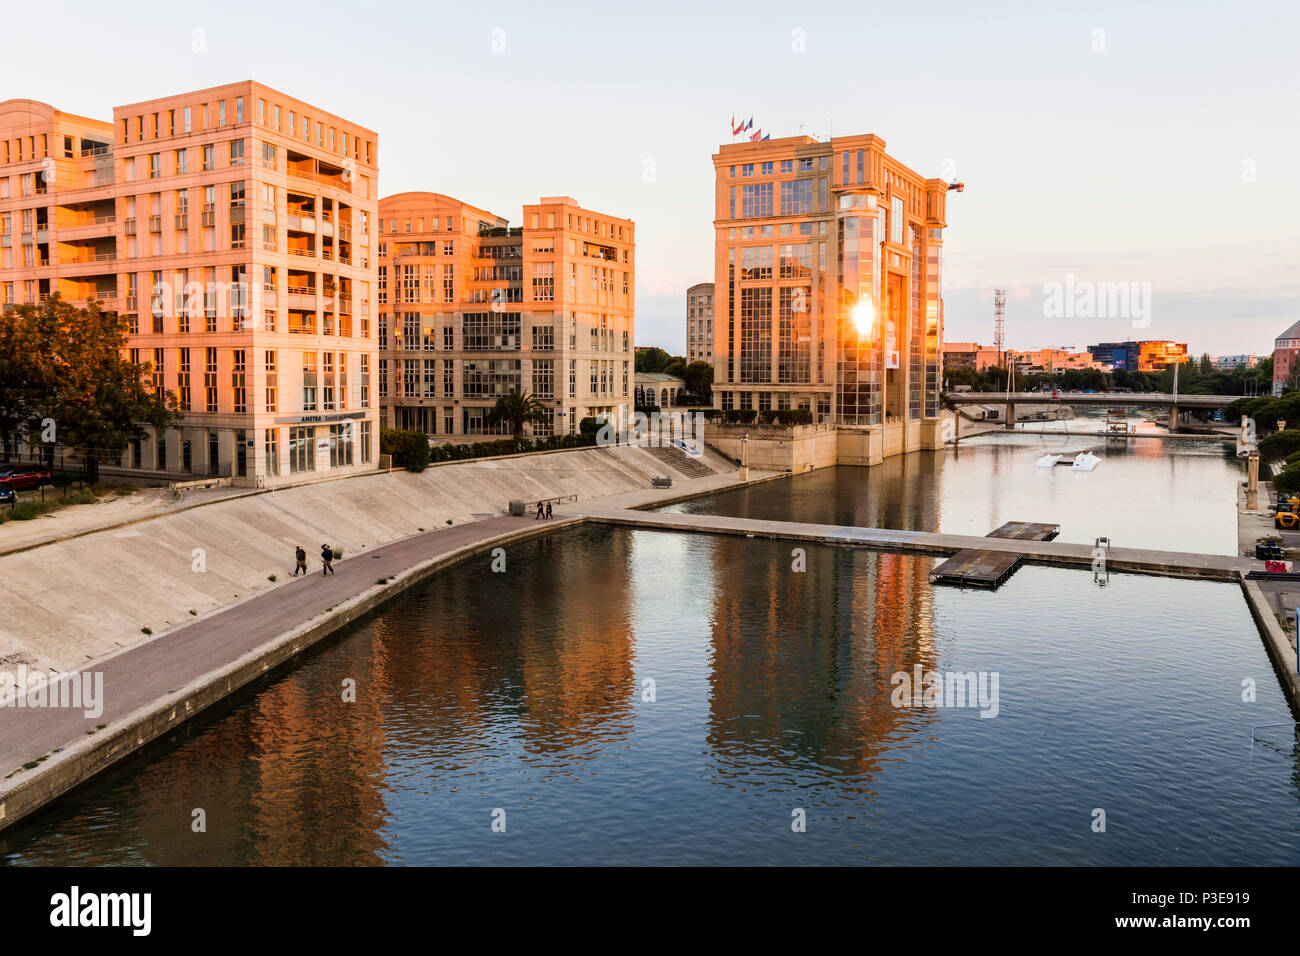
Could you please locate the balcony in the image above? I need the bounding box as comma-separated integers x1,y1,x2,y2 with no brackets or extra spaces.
124,219,136,236
288,314,317,334
289,247,315,258
66,252,117,265
148,216,162,233
80,144,110,157
286,213,315,233
175,214,188,230
286,289,317,311
201,205,216,227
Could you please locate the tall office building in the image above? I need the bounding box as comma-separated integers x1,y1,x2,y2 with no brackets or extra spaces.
0,82,379,486
686,281,713,363
712,133,949,453
377,193,634,438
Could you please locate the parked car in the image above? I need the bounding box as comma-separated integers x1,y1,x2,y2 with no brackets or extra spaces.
0,462,52,491
0,483,14,506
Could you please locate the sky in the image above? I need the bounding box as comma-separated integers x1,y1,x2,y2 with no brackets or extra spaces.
7,0,1298,358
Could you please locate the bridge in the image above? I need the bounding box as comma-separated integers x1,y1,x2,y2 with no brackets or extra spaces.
946,390,1240,431
946,391,1239,409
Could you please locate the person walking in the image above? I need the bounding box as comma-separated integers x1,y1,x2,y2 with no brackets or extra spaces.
535,500,544,520
321,543,335,575
545,501,553,520
292,546,308,576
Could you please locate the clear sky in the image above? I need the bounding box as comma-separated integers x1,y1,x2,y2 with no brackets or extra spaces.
9,0,1297,358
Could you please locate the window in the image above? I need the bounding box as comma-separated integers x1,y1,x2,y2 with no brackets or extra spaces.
531,262,554,302
265,350,277,412
265,427,280,476
289,426,315,473
229,139,245,165
232,350,247,413
204,348,218,412
202,144,214,171
531,325,554,350
741,183,773,218
302,351,318,410
148,153,161,178
235,97,244,123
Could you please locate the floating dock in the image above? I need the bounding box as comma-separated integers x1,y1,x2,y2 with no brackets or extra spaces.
929,521,1060,589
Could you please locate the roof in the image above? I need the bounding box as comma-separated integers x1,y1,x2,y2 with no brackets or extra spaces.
635,372,685,384
1276,320,1300,343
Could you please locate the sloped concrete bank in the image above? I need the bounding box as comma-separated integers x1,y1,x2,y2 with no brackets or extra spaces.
0,443,740,673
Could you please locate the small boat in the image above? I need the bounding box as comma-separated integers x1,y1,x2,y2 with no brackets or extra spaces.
1071,451,1101,471
1035,454,1062,468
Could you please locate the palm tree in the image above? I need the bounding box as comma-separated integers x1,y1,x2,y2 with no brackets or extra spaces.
487,389,549,440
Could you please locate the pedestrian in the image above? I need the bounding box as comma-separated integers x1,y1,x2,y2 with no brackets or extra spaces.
293,545,307,576
321,543,335,575
535,500,544,520
545,501,553,520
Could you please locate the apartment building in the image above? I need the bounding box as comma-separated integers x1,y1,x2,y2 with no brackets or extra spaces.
686,281,713,363
712,134,949,455
377,192,634,438
0,83,379,487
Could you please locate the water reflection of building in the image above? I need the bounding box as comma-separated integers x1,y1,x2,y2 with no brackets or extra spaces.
705,533,940,792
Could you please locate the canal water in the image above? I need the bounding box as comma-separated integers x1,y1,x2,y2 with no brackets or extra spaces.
3,435,1297,866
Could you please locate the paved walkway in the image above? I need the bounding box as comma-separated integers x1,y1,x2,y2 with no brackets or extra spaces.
0,514,569,776
576,507,1252,580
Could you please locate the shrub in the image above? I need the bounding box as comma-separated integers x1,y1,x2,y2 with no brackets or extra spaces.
1259,429,1300,465
381,429,430,472
1274,464,1300,497
579,416,603,436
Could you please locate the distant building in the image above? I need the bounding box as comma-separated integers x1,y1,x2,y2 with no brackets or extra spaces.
686,282,713,364
1272,321,1300,392
1008,348,1106,373
1214,353,1258,371
634,371,685,408
1087,340,1187,372
942,342,1002,372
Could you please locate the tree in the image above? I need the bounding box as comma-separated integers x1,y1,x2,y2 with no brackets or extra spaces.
380,429,429,471
683,361,714,403
486,389,549,440
635,347,673,374
0,295,179,480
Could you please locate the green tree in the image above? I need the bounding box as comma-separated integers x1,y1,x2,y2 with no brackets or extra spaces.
0,295,179,480
682,361,714,402
635,347,673,374
486,389,549,440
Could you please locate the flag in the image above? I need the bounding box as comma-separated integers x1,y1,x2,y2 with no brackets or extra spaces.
761,133,770,140
731,115,746,136
745,117,753,130
750,129,762,142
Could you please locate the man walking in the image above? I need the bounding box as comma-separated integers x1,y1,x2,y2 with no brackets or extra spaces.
321,543,335,575
545,501,553,520
535,500,544,520
293,546,308,576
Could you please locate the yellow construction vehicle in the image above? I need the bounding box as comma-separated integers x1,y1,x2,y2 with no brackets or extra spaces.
1276,497,1300,529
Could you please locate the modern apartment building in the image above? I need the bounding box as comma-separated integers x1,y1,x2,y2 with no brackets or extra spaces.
686,281,713,363
711,134,949,455
376,192,634,438
0,83,379,487
1087,340,1188,373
